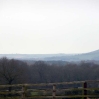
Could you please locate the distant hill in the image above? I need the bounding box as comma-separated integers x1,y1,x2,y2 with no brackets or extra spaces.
0,49,99,61
44,50,99,61
0,54,72,60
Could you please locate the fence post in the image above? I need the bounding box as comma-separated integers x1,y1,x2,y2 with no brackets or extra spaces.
22,85,26,99
83,82,87,99
53,84,56,99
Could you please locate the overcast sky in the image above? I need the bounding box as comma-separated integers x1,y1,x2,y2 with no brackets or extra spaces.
0,0,99,54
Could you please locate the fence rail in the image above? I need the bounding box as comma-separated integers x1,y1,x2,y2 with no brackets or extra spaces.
0,80,99,99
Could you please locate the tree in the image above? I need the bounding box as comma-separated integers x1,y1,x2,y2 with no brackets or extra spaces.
30,61,51,83
0,57,28,85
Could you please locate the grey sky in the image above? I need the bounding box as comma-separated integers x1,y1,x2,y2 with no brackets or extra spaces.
0,0,99,54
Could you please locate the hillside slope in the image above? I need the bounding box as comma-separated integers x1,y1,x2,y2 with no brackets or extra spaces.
0,50,99,61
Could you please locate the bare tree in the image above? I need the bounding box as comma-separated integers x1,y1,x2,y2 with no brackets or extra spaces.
0,57,28,85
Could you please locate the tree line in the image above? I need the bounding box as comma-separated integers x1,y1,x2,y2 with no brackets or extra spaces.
0,57,99,85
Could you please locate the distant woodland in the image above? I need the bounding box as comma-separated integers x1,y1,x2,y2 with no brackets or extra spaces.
0,57,99,85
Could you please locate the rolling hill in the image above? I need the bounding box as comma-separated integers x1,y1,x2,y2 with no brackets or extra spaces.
0,50,99,61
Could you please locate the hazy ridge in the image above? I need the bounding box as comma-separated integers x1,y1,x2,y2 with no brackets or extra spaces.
0,50,99,61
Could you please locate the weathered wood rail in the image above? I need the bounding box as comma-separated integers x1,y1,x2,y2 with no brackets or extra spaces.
0,80,99,99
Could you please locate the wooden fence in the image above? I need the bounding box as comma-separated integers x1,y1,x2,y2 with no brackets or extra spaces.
0,80,99,99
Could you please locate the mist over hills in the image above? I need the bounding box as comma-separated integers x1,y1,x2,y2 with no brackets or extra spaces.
0,49,99,61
